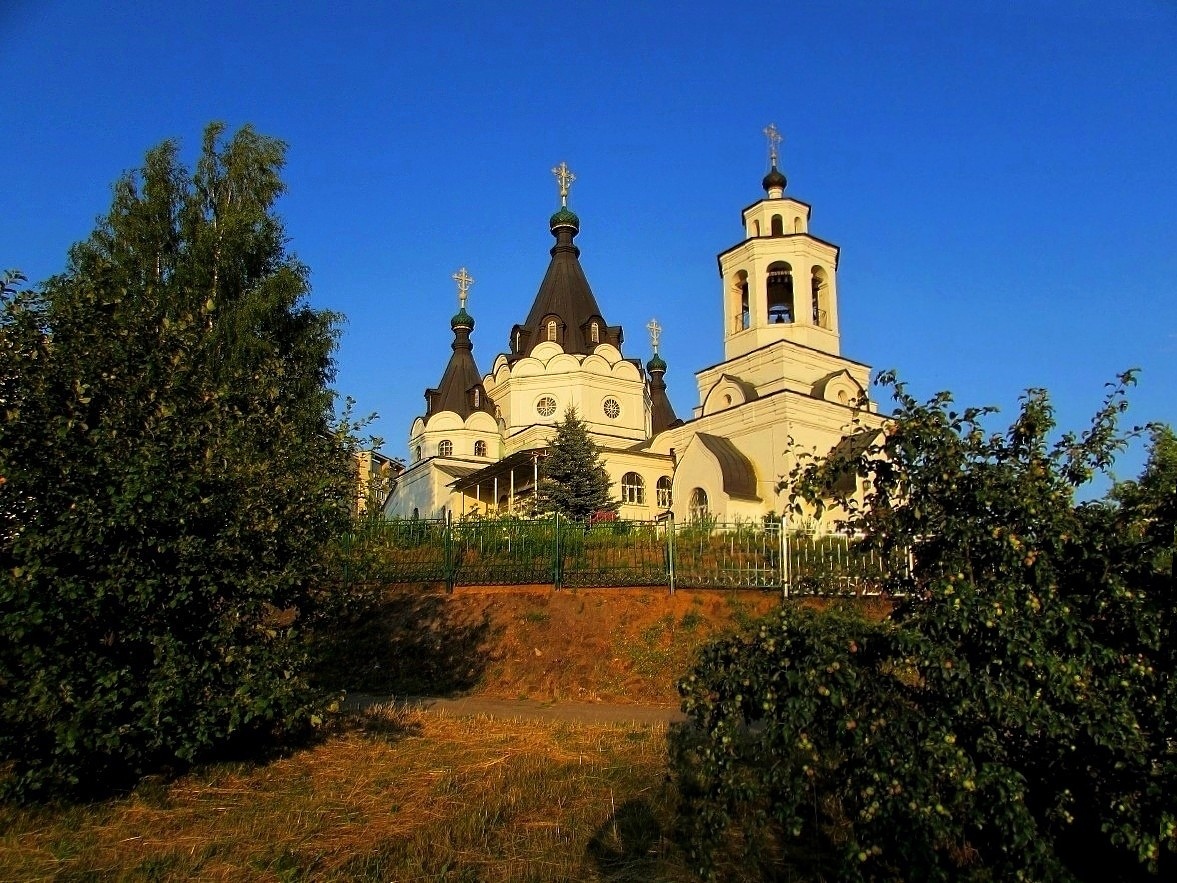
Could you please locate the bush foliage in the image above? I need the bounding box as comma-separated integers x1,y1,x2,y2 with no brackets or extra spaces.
675,373,1176,880
0,125,354,799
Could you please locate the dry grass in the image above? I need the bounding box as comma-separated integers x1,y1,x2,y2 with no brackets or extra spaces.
320,586,784,705
2,589,889,880
0,706,691,882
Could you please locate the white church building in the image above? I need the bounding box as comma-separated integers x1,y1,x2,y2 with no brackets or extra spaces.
383,129,880,524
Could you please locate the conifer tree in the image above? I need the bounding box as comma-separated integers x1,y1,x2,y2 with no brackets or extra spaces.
0,124,353,799
535,407,617,521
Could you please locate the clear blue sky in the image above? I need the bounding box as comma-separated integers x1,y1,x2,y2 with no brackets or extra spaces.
3,1,1174,488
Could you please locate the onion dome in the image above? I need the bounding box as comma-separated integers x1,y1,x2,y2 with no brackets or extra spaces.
646,353,667,373
451,306,474,330
762,164,787,193
549,206,580,232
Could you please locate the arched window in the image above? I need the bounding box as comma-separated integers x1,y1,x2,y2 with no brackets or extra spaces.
412,507,419,519
438,439,453,457
689,487,709,521
770,214,784,236
793,216,802,233
621,472,645,505
474,440,487,457
752,219,761,236
514,329,521,351
811,266,827,326
472,388,480,408
590,322,599,344
656,476,672,508
546,319,558,342
415,445,422,462
766,261,794,324
736,270,750,330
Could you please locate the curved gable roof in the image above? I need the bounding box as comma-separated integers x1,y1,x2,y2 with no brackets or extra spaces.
697,433,760,501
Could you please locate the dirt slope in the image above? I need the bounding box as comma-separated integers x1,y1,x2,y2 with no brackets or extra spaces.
316,585,890,705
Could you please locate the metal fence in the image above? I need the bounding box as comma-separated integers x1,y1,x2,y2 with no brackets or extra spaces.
337,514,900,596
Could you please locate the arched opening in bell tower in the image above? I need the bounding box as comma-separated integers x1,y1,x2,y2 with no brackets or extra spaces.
770,215,784,237
731,270,750,331
811,266,828,327
766,261,794,324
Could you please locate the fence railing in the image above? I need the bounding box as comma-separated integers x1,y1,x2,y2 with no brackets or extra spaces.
336,514,901,596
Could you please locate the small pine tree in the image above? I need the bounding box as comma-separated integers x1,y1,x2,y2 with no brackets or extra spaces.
535,407,617,521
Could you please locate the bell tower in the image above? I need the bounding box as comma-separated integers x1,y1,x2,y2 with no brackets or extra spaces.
718,124,841,360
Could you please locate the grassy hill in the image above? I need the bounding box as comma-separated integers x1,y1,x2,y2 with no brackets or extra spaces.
1,588,892,880
313,586,805,704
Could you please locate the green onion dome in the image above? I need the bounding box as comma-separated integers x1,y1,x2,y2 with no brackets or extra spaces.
549,206,580,231
646,353,667,373
451,307,474,330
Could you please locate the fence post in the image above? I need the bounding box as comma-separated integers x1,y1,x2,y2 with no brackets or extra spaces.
444,509,455,594
781,514,790,600
667,515,676,595
553,511,562,590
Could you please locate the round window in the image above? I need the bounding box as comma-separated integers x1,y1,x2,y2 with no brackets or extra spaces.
603,397,621,419
536,396,557,417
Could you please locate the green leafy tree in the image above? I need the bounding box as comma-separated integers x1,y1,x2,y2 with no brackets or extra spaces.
1110,424,1177,581
535,406,617,521
0,124,354,800
675,372,1176,880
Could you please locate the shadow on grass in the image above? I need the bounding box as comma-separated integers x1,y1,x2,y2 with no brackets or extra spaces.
586,797,667,881
310,585,499,696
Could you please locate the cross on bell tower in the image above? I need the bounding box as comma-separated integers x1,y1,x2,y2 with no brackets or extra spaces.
763,122,782,168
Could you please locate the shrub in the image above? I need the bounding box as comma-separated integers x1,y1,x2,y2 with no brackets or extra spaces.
674,374,1176,880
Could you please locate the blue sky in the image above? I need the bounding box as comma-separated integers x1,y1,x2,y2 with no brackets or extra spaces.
4,1,1174,488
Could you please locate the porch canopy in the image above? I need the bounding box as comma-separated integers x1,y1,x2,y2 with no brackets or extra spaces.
448,448,546,515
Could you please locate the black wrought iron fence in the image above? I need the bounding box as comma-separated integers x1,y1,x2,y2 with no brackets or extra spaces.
335,514,899,595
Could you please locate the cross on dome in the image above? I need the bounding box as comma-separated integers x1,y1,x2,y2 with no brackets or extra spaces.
763,122,782,167
647,317,662,354
551,161,576,207
452,266,474,309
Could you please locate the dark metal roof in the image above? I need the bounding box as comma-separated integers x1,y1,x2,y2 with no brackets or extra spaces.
423,322,493,421
825,429,883,495
648,365,681,435
510,221,621,358
435,463,482,480
697,433,760,501
448,448,547,491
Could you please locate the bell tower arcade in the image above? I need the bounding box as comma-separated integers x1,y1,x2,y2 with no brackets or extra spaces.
718,124,842,361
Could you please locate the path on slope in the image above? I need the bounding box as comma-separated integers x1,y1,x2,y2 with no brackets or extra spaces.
346,693,687,726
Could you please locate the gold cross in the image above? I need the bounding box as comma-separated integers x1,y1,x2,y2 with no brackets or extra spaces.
452,266,474,309
763,123,782,167
647,318,662,353
551,161,576,207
